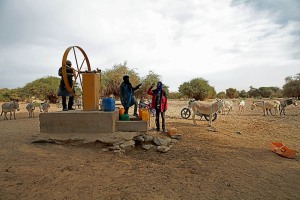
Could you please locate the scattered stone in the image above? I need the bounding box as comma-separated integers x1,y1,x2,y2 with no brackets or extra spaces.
169,139,178,146
32,132,182,153
134,136,145,142
142,144,154,150
108,145,121,151
113,149,125,154
120,140,135,149
208,127,217,132
157,145,171,153
153,137,171,146
170,135,182,140
235,131,242,134
143,135,154,142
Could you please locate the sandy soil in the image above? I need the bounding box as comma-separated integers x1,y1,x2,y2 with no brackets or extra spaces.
0,99,299,200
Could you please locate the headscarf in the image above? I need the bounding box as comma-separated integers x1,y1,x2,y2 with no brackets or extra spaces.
66,60,72,67
155,82,163,109
157,81,163,92
123,75,130,84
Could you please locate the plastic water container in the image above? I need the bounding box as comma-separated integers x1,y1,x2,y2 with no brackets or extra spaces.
102,98,115,112
138,109,143,119
120,114,130,121
119,107,125,116
140,109,149,121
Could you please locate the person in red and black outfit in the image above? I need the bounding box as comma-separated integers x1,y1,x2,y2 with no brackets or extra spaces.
147,81,168,132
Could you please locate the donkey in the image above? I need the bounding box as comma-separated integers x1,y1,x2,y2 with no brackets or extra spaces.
220,99,233,115
26,102,36,118
39,101,50,113
1,100,20,120
251,100,280,116
280,99,297,115
189,99,223,127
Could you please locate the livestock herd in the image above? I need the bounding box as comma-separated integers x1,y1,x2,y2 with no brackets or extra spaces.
188,98,297,127
0,100,50,120
0,98,297,125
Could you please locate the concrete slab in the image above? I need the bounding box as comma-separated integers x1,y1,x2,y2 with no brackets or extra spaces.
34,131,140,144
116,120,148,132
39,110,119,133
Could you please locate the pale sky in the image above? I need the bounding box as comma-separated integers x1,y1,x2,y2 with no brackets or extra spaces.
0,0,299,92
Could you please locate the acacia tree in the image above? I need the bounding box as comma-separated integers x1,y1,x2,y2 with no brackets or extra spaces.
179,78,216,100
217,91,226,99
247,86,281,98
101,62,140,98
283,73,300,99
22,76,61,102
0,88,19,101
168,92,182,99
226,88,239,99
238,90,248,98
137,71,169,98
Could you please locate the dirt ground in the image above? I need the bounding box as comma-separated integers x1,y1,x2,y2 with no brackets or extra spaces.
0,99,299,200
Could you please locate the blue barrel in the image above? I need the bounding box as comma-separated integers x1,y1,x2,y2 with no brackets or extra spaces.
102,98,115,112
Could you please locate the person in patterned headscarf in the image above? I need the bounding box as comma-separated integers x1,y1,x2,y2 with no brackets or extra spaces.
147,81,168,132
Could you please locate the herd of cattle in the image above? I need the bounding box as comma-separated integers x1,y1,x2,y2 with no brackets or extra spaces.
0,98,297,122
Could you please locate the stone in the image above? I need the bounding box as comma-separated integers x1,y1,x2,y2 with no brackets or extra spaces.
142,144,153,150
120,140,135,149
157,145,171,153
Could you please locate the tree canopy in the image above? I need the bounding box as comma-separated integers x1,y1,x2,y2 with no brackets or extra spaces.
101,62,140,97
178,78,216,100
20,76,61,102
283,73,300,99
0,68,298,101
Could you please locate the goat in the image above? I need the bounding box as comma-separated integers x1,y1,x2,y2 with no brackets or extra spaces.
280,99,297,115
238,100,245,113
26,102,36,118
251,100,280,116
74,98,82,109
1,100,20,120
39,101,50,113
220,99,233,115
189,99,223,127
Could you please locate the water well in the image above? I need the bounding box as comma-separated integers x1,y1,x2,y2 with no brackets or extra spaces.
39,46,148,134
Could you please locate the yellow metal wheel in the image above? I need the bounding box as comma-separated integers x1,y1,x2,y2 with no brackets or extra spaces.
61,46,91,96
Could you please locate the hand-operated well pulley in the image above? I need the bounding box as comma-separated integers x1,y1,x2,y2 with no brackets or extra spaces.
61,46,93,96
61,46,101,111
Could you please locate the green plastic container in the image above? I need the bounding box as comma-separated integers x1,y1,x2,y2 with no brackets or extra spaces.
120,114,130,121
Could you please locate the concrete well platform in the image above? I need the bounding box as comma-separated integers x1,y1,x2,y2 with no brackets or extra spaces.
39,110,148,134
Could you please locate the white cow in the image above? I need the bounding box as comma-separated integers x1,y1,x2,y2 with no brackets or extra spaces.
26,102,36,118
1,100,20,120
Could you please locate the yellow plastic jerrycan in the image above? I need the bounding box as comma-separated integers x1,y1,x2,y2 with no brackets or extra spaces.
140,109,149,121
